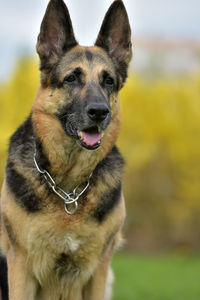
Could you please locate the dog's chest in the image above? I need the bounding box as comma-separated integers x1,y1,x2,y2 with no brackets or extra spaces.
27,218,104,283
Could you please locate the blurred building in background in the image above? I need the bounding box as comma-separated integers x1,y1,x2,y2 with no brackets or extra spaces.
133,37,200,78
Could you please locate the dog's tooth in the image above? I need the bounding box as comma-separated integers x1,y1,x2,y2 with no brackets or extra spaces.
98,141,101,144
79,132,83,140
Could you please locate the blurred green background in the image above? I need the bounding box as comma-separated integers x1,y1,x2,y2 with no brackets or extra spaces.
1,0,200,299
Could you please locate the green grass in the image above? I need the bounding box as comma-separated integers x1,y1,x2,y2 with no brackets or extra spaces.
112,254,200,300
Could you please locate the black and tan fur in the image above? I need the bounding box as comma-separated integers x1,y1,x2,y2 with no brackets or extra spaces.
0,0,132,299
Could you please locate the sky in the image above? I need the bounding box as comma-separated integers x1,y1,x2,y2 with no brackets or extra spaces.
0,0,200,81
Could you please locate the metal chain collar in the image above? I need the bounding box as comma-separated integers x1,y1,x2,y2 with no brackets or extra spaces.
33,149,92,215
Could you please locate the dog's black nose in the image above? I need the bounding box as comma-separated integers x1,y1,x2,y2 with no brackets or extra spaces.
87,103,110,122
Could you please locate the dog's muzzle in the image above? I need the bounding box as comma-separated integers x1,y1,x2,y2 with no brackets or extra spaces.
76,102,111,150
59,97,111,151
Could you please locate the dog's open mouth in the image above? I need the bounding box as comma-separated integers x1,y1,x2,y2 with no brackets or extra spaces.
77,127,102,150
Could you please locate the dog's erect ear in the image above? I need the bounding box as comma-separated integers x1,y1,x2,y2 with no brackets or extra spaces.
36,0,77,71
95,0,132,82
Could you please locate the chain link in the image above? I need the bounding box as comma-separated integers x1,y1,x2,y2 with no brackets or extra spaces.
33,149,92,215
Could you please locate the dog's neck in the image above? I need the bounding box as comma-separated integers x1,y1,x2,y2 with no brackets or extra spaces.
32,118,97,190
32,120,120,191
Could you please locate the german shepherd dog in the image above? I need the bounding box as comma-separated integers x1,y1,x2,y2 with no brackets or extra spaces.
0,0,132,299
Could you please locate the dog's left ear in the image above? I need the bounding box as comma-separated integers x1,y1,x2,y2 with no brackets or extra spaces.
36,0,77,71
95,0,132,82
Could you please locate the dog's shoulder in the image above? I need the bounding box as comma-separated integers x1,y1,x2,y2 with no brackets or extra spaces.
8,114,33,154
94,145,124,176
5,115,43,213
92,146,124,222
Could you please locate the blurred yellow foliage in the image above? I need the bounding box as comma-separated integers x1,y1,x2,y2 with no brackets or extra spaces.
0,57,200,251
0,57,39,178
118,73,200,251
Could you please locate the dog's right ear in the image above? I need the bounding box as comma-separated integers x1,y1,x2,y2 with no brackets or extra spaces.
36,0,77,71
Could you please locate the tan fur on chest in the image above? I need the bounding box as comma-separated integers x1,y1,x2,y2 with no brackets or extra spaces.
1,181,125,288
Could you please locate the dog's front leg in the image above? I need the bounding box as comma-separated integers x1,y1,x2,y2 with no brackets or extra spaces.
83,260,113,300
7,249,37,300
83,244,114,300
67,287,82,300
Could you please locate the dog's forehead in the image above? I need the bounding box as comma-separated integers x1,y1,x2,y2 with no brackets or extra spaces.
57,46,115,77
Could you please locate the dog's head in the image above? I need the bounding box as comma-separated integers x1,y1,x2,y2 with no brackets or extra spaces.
34,0,132,151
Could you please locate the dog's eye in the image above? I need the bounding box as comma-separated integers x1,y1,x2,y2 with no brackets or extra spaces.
64,74,77,84
105,76,114,87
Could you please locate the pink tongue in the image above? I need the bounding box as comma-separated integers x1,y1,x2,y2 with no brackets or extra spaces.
80,131,102,146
